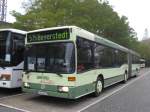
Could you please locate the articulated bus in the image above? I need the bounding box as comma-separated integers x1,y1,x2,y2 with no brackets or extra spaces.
23,26,140,99
0,29,26,88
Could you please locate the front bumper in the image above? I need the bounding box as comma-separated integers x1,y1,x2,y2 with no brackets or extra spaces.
23,86,77,99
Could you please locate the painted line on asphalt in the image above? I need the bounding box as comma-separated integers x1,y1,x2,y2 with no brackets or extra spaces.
0,103,31,112
0,93,26,100
78,70,150,112
0,93,28,111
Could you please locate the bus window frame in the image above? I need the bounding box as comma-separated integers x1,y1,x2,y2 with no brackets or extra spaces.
24,41,76,74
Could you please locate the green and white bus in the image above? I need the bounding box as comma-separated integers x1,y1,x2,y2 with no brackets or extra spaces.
23,26,140,99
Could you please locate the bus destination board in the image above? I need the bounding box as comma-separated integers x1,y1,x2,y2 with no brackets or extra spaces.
27,28,70,43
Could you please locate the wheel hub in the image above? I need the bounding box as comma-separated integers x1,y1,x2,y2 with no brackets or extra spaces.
97,80,102,93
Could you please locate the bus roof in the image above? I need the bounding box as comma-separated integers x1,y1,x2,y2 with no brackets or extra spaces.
28,26,76,34
74,26,129,53
0,28,27,34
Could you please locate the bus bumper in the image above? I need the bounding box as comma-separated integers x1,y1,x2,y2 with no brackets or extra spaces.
22,82,95,99
23,87,78,99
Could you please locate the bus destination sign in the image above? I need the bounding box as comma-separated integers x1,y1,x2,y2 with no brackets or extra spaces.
27,28,70,43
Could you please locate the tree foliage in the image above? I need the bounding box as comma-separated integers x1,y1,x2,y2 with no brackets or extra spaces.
137,43,150,60
11,0,150,60
0,22,12,28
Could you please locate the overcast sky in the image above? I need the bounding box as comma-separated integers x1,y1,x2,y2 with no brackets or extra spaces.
108,0,150,40
7,0,150,40
7,0,24,22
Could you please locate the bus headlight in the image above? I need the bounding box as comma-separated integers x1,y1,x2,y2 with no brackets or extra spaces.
0,74,11,81
58,86,69,92
24,82,30,88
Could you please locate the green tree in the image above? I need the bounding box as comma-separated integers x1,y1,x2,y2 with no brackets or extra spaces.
0,22,12,28
137,43,150,60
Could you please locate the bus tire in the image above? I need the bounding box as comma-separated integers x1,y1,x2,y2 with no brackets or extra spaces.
123,73,128,83
94,77,103,97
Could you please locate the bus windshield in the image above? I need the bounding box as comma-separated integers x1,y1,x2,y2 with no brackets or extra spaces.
0,31,11,66
24,42,75,74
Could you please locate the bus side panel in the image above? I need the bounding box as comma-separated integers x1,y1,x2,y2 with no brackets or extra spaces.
11,62,24,88
11,70,23,88
75,67,127,98
75,70,97,97
131,64,140,77
96,67,126,87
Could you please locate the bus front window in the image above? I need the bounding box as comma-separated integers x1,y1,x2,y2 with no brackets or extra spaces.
25,42,75,74
0,31,11,66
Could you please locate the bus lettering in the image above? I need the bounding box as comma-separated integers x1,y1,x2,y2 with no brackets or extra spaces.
27,29,70,43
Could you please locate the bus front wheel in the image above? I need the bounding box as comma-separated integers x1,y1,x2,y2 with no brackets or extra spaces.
94,77,103,97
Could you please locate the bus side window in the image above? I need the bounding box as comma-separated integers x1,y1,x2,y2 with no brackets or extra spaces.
77,37,93,72
101,48,113,67
94,43,104,68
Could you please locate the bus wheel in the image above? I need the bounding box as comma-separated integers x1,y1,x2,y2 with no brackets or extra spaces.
123,73,128,83
94,77,103,97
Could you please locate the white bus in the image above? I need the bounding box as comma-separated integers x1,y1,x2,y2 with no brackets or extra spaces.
0,29,26,88
23,26,140,99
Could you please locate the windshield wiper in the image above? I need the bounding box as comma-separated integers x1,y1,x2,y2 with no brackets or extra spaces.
56,73,63,77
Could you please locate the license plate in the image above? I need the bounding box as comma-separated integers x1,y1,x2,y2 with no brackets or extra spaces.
38,91,48,95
